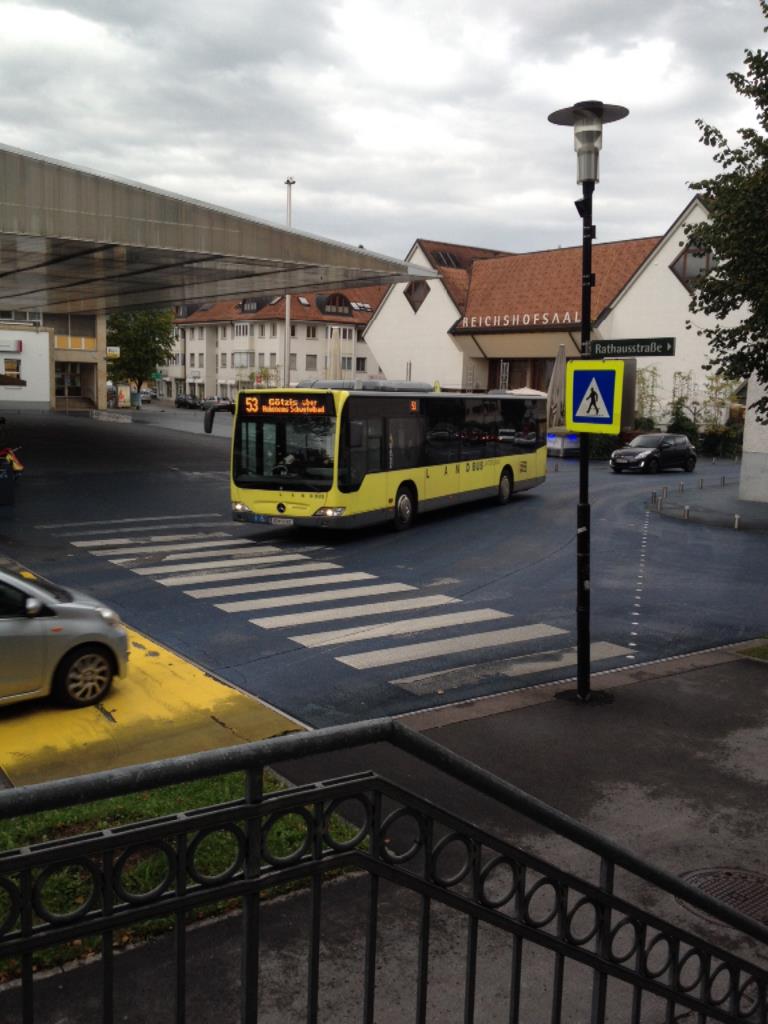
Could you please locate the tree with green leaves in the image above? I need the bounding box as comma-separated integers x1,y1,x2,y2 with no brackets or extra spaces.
107,309,175,397
686,2,768,421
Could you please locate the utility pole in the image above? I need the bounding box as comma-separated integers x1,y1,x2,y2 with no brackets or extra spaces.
284,177,295,387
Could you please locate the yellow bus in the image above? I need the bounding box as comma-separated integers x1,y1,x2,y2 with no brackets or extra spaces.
206,383,547,530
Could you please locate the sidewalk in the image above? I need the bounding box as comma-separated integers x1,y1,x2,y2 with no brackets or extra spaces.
4,645,768,1022
650,471,768,531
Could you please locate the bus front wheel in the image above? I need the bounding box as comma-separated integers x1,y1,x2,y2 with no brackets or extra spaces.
394,485,416,531
497,468,513,505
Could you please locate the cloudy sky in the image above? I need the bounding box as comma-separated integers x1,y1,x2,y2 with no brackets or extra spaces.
1,0,765,259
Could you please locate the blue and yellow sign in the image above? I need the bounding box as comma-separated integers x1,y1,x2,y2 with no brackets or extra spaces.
565,359,624,435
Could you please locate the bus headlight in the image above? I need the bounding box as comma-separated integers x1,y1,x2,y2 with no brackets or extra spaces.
232,502,249,514
313,507,346,518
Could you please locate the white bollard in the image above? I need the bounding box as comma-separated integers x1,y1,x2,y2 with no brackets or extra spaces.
734,514,740,530
684,505,690,520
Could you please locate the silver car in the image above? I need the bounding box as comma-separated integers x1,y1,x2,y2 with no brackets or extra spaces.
0,560,128,708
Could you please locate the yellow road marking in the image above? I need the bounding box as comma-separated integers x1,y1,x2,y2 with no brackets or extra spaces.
0,628,302,787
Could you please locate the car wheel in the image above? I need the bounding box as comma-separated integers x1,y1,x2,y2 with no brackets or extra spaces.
497,468,513,504
393,485,416,531
684,456,696,473
611,466,623,473
643,458,659,474
53,645,114,707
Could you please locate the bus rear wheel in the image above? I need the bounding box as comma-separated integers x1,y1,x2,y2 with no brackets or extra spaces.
393,485,416,531
497,468,513,505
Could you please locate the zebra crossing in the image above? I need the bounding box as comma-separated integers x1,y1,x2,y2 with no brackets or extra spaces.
38,513,631,693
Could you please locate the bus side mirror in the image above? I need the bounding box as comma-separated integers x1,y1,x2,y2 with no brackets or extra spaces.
204,408,215,434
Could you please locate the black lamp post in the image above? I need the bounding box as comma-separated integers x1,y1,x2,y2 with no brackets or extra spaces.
548,100,629,702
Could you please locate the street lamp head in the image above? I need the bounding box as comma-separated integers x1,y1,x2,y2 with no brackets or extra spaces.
548,100,629,184
285,176,296,186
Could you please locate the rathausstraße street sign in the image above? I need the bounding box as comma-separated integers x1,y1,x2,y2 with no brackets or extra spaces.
592,337,675,357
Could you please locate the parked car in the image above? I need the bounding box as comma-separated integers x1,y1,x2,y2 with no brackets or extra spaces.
201,396,233,411
609,433,697,473
175,394,202,409
139,388,153,402
0,559,128,708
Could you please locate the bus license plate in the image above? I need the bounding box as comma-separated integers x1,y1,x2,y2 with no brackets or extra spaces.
250,514,294,526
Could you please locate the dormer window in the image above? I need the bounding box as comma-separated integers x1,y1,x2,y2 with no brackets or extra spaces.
434,250,459,268
404,280,430,313
671,246,713,292
324,292,352,315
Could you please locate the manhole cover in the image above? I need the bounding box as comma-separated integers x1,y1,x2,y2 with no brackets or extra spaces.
679,868,768,924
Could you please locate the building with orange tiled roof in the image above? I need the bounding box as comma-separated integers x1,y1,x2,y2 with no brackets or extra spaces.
363,239,509,390
162,286,388,399
365,198,741,428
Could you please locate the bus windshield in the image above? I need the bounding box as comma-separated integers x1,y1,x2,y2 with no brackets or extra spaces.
233,393,336,492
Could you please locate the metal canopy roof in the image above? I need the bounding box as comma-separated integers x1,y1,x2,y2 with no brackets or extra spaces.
0,144,432,316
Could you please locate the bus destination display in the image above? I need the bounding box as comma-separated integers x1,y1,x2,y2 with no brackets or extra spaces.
240,393,333,417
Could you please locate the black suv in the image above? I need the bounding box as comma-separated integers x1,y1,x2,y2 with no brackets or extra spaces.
609,433,697,474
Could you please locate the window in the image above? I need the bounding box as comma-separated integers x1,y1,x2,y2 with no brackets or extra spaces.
3,359,21,378
404,279,431,313
269,352,277,368
270,323,277,337
357,328,364,342
235,323,249,337
298,296,310,306
258,352,265,368
324,292,352,315
433,250,459,268
289,353,297,370
190,353,195,368
290,325,297,338
221,353,227,368
306,326,316,339
341,327,353,341
356,357,367,372
305,354,318,371
0,581,27,617
341,356,352,371
199,353,204,369
258,324,265,338
232,352,254,368
197,327,204,340
671,246,713,291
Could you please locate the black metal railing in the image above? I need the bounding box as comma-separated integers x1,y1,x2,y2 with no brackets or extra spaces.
0,719,766,1023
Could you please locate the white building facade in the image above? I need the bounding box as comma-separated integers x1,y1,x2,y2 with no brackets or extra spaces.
166,288,387,400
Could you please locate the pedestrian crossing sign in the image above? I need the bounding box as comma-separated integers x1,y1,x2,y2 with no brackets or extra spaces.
565,359,624,434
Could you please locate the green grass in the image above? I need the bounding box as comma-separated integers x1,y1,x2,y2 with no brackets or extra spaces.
0,770,363,981
743,640,768,661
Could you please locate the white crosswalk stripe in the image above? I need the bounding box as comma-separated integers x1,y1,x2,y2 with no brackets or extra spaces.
113,546,291,566
216,582,414,613
336,623,567,670
72,532,234,548
188,571,374,599
60,521,227,537
157,560,340,587
132,551,307,575
36,513,225,529
250,594,460,629
185,565,360,598
393,642,633,694
95,538,257,557
289,608,510,648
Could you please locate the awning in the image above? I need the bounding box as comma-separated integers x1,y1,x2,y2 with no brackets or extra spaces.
0,144,433,316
